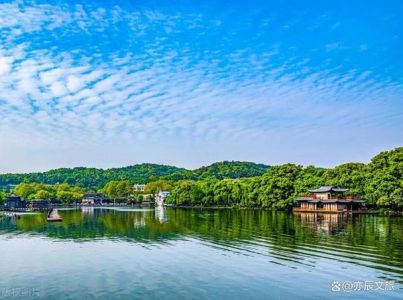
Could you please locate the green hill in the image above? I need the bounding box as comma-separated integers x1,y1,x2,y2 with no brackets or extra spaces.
194,161,270,179
0,161,270,190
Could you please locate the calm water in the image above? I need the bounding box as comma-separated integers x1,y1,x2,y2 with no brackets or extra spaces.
0,208,402,299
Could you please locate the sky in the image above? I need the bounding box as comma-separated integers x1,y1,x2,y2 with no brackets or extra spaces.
0,0,402,173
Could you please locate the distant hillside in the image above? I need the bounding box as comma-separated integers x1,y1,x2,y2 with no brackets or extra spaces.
162,161,270,181
0,164,185,190
0,161,270,190
194,161,270,179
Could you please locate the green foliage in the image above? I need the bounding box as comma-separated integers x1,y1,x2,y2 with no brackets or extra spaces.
56,191,83,203
0,191,7,204
144,180,173,194
324,163,368,197
364,147,403,209
2,148,403,210
256,164,302,209
32,190,53,201
100,180,133,200
13,182,84,202
130,194,144,204
167,165,300,209
168,148,403,210
193,161,270,180
167,180,206,206
293,165,326,195
0,162,269,189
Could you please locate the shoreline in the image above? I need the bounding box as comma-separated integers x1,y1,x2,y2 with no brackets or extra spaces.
1,204,402,216
164,204,403,215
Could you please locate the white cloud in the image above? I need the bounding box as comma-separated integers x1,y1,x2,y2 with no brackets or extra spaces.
0,56,13,76
66,75,83,93
0,0,401,172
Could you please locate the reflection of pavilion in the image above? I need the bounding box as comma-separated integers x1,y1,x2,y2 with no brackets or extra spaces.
296,212,347,233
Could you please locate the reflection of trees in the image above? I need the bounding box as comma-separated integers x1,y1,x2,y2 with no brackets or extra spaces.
168,209,403,281
3,209,183,242
0,208,402,280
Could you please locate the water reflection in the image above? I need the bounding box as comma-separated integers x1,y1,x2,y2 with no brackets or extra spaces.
155,206,167,223
295,212,348,233
0,208,402,285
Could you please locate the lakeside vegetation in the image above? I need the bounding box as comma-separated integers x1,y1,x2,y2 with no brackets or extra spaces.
12,183,84,203
167,147,402,210
0,147,402,210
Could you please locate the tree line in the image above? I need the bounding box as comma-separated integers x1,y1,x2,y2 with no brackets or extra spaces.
0,162,270,190
166,147,402,210
8,183,84,203
0,147,401,210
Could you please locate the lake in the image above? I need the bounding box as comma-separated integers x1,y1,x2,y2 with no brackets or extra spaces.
0,208,402,299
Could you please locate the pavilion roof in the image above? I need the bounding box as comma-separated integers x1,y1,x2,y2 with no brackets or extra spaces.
296,197,365,203
308,186,348,193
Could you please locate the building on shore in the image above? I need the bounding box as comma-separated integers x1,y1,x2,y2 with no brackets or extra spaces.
293,186,365,213
4,195,26,209
82,193,107,205
50,199,62,206
133,184,146,192
28,199,49,209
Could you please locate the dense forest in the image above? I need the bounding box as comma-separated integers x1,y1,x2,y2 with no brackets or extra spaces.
1,147,402,210
166,147,403,210
0,161,270,190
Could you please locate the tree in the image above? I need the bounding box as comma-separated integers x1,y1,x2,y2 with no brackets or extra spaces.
56,191,83,203
30,189,53,200
257,164,302,209
324,163,367,197
0,191,7,204
145,180,173,194
166,181,197,205
293,165,326,195
14,183,37,199
100,180,133,202
13,182,85,203
3,147,403,210
0,162,270,189
364,147,403,208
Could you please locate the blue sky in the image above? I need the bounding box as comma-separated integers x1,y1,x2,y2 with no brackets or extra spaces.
0,0,402,172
